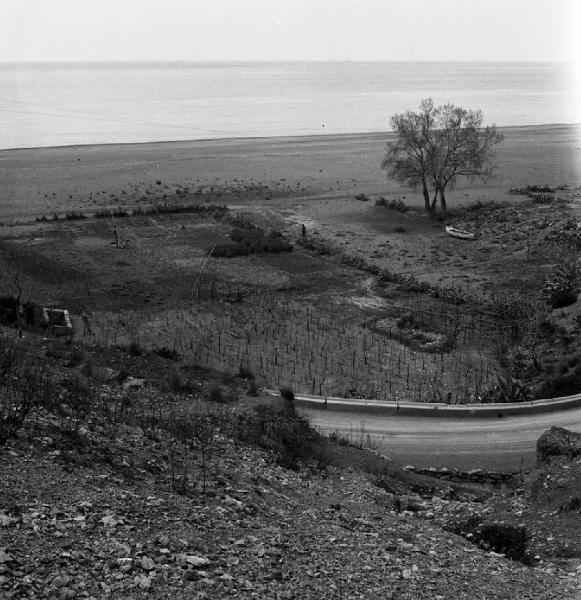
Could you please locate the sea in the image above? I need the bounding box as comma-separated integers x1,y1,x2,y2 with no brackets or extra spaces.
0,61,577,150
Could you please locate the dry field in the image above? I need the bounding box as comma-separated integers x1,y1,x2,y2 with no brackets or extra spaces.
1,125,581,402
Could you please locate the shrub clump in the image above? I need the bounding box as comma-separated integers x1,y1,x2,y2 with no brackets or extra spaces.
375,197,408,212
543,256,578,309
154,347,182,361
213,227,293,258
234,403,318,470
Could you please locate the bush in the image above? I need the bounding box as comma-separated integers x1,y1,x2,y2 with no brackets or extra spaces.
549,290,577,309
394,226,407,233
509,184,556,196
234,404,316,470
213,227,293,258
127,340,141,356
0,343,54,444
166,406,217,494
279,386,295,402
59,377,94,433
64,211,87,221
247,379,259,396
375,197,407,212
208,386,224,403
355,193,370,201
237,365,254,380
536,363,581,398
68,346,86,366
162,371,193,395
154,347,182,361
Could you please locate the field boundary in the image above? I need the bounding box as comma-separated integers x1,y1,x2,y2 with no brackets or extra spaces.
264,389,581,418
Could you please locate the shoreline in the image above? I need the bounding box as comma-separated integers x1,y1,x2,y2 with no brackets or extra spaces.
1,122,579,154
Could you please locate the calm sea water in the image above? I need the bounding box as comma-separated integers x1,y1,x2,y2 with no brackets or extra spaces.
0,61,577,150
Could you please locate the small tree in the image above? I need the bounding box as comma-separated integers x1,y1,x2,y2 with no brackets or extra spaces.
381,98,504,212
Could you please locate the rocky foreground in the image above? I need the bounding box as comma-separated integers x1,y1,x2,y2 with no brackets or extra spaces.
1,343,581,599
1,421,580,598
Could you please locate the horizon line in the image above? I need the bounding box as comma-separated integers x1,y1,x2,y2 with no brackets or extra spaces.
0,58,574,65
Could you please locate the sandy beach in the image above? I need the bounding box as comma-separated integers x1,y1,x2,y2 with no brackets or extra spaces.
1,124,580,219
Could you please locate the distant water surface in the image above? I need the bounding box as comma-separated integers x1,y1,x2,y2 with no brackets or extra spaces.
0,61,577,150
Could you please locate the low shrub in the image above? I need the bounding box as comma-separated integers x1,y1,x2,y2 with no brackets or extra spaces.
279,386,295,402
247,379,259,396
394,225,407,233
68,347,86,366
208,386,224,403
376,197,408,212
536,363,581,398
94,209,129,219
355,193,370,201
59,377,95,433
162,371,194,395
543,255,578,309
154,346,182,361
234,404,317,470
237,365,254,380
166,405,218,494
213,227,293,258
549,290,577,309
509,184,556,195
0,342,54,444
127,340,142,356
64,211,87,221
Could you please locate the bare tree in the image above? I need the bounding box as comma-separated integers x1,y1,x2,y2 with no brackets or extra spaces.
381,98,504,212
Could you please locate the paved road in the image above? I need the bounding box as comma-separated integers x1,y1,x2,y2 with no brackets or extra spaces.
302,405,581,471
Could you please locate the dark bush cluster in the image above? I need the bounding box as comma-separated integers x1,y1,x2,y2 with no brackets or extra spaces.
94,208,129,219
35,203,228,224
154,346,182,361
509,184,556,195
543,256,578,309
133,202,228,218
234,403,317,470
213,227,293,258
375,197,408,212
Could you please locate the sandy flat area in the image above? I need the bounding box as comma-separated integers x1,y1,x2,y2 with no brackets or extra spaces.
1,124,580,218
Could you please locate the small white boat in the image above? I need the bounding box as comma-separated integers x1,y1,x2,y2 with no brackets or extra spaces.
445,225,475,240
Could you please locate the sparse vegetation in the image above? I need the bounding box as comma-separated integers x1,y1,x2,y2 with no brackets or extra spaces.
354,192,370,201
375,197,408,212
0,341,54,444
213,227,293,258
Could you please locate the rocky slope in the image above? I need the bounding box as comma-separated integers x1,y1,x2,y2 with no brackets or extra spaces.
1,339,581,599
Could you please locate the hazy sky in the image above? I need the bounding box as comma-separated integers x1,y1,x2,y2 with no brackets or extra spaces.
1,0,579,63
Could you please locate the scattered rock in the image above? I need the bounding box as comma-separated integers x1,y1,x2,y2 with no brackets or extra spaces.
140,556,156,571
186,555,210,567
537,427,581,463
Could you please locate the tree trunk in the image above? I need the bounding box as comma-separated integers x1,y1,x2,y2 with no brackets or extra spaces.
439,188,447,212
422,179,431,212
430,189,439,211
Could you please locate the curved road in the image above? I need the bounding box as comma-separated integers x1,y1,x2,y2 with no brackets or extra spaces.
302,405,581,471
